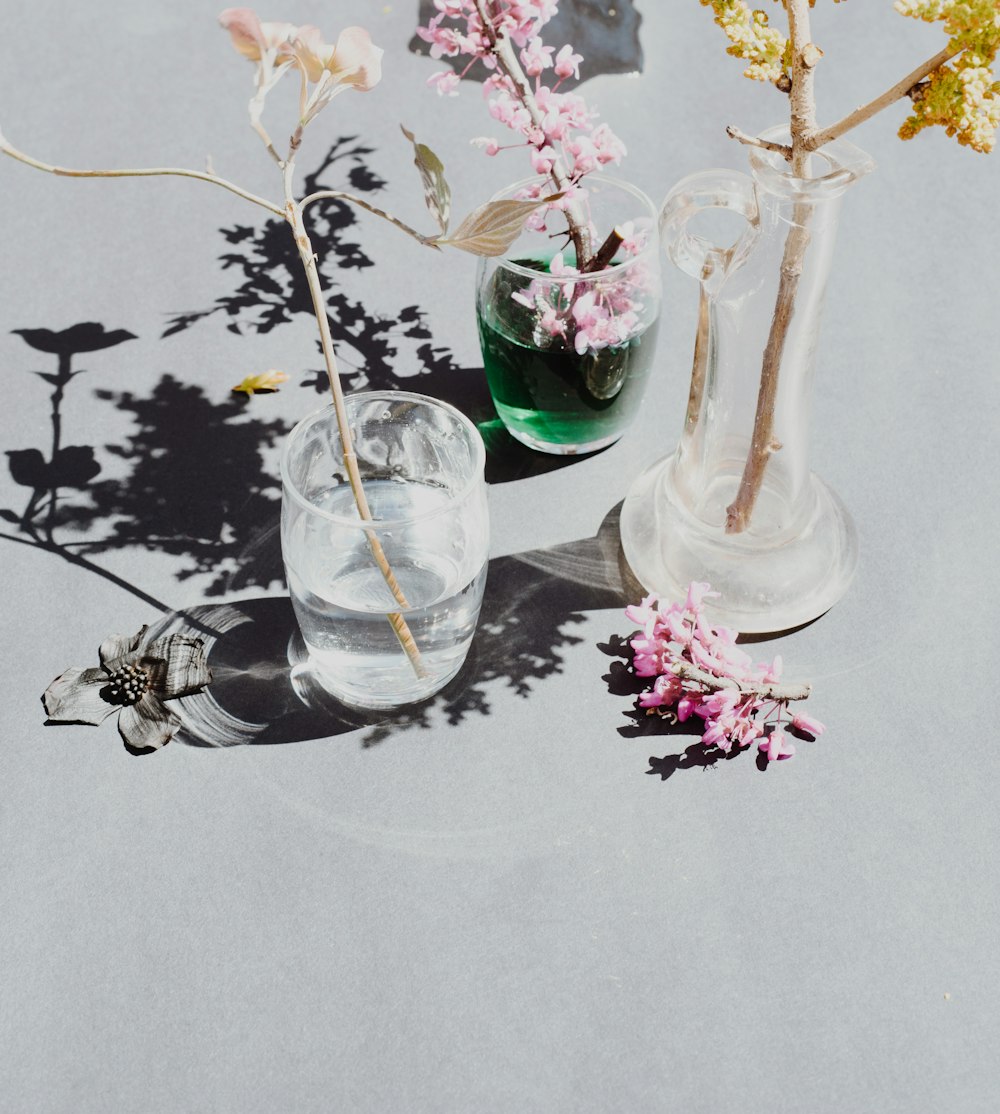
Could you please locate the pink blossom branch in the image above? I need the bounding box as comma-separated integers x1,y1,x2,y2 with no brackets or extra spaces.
470,0,593,266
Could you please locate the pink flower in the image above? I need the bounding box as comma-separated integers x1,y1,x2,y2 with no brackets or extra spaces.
520,38,554,76
685,581,715,612
471,136,501,155
759,730,796,762
591,122,626,166
530,144,557,175
554,44,583,80
429,70,462,96
616,221,647,258
638,672,683,709
218,8,297,63
791,713,826,738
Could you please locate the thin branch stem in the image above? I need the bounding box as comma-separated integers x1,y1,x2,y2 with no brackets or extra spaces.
299,189,441,248
804,45,958,151
0,137,285,216
726,126,792,161
283,162,427,679
251,118,284,166
726,0,817,534
672,660,811,703
786,0,819,173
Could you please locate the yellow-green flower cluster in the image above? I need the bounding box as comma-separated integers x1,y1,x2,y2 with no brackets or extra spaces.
699,0,791,84
898,58,1000,151
895,0,1000,151
895,0,1000,56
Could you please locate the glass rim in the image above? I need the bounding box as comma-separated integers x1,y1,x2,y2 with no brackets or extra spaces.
487,172,659,283
280,390,487,529
748,126,876,199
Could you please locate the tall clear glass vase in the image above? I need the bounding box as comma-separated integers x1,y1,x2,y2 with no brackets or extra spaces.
620,129,875,632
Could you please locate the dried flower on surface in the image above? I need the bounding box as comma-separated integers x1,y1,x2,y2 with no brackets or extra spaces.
625,583,824,763
231,369,290,396
43,627,211,752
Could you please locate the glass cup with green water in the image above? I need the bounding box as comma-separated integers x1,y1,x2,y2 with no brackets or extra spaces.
476,175,662,456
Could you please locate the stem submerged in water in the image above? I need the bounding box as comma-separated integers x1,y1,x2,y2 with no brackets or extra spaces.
724,0,818,535
283,162,427,679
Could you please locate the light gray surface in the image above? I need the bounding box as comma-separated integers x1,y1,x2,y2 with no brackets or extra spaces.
1,3,998,1112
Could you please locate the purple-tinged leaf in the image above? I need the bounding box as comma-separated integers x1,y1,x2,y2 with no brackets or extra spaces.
401,125,451,234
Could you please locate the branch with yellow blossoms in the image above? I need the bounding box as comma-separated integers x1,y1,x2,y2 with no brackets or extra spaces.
696,0,999,533
701,0,1000,157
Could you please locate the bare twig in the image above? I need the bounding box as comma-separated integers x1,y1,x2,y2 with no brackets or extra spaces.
300,188,441,248
726,126,792,160
582,227,624,273
804,45,959,151
725,0,817,534
0,135,285,216
283,161,427,678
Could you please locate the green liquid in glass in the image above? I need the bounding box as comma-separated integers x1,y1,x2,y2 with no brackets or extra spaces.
477,261,659,453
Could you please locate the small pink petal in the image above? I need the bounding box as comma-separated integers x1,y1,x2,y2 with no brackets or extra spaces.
791,712,825,738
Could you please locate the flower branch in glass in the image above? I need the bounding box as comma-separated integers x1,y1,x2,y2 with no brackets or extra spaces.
419,0,662,453
621,0,999,632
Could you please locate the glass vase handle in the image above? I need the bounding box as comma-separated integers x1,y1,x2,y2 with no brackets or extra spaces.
659,169,759,294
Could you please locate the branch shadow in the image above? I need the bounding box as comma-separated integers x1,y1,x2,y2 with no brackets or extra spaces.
146,503,635,750
161,134,574,485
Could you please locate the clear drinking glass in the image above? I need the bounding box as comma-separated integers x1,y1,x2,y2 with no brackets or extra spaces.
476,175,662,455
281,391,489,709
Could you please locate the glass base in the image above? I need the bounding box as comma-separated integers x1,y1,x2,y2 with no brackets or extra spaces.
619,453,859,633
287,629,466,711
504,420,623,456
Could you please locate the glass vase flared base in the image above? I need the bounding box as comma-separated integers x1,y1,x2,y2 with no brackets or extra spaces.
619,453,859,634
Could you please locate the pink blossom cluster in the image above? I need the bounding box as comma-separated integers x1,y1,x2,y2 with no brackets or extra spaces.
417,1,626,185
511,238,651,353
626,583,826,763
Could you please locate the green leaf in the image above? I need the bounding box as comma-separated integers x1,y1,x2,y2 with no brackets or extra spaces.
439,196,560,258
400,125,451,234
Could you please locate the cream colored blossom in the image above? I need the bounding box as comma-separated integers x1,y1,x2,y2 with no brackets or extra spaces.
895,0,1000,57
218,8,298,63
292,26,383,91
699,0,790,84
895,0,1000,151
